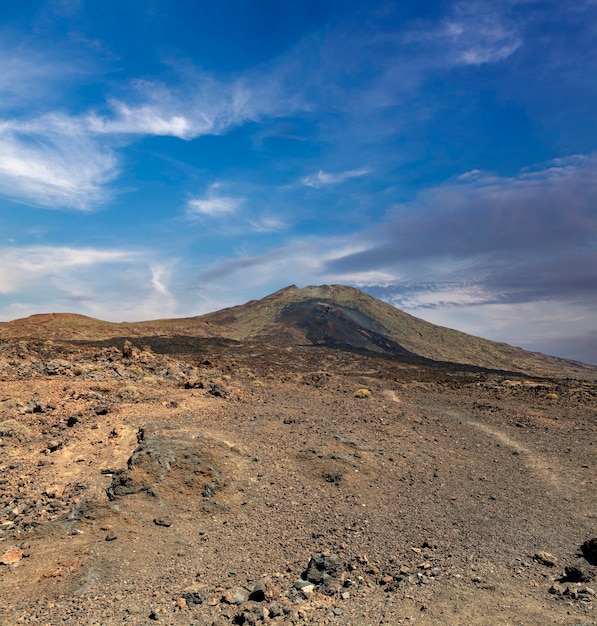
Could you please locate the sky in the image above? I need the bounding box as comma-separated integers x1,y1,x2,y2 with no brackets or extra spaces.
1,1,596,365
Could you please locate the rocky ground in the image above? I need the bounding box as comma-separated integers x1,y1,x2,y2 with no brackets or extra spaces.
0,338,596,625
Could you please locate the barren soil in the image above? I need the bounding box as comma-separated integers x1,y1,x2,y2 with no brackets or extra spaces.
1,340,596,625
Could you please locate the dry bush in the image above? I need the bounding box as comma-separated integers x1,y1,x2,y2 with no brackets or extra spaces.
354,388,371,399
0,419,31,439
116,386,140,401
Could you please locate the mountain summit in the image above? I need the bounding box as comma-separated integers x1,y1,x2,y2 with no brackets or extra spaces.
199,285,596,379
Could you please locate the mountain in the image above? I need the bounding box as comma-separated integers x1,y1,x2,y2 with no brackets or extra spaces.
199,285,596,379
1,285,595,380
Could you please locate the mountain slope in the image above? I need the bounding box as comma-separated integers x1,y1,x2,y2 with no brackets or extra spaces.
200,285,596,379
1,285,595,379
0,312,215,341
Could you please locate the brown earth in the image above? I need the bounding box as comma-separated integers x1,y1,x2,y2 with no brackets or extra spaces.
0,286,596,625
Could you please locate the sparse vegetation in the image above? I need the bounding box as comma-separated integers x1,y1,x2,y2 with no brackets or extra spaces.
127,364,145,377
354,388,371,398
0,419,31,439
116,385,140,401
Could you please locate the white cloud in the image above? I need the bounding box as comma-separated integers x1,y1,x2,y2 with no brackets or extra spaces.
186,183,290,233
301,168,370,188
0,246,139,295
86,101,194,139
186,183,243,217
406,1,523,66
0,126,118,210
0,246,187,322
246,216,287,233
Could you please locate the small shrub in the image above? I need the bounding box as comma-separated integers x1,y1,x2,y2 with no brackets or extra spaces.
116,386,140,401
354,388,371,399
545,392,558,400
0,419,31,439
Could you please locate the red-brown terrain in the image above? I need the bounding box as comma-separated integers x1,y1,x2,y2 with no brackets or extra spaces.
0,285,595,625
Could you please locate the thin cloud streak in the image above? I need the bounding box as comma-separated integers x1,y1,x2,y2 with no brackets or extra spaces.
0,246,139,296
301,168,370,188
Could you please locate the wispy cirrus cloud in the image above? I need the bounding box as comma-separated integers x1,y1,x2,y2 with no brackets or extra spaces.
423,0,523,66
186,182,287,233
0,245,185,322
186,183,243,218
0,246,139,295
0,126,118,210
301,168,370,188
0,64,307,210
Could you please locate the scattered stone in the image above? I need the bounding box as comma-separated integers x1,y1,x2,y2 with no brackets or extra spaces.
181,592,206,605
248,577,280,602
105,532,117,542
1,548,24,566
221,586,247,605
47,440,62,452
153,517,172,527
294,579,313,590
24,399,44,413
320,577,343,596
44,484,66,499
268,602,284,618
534,551,558,567
208,383,228,398
184,379,205,389
563,562,595,583
303,552,344,584
581,538,597,566
299,583,315,597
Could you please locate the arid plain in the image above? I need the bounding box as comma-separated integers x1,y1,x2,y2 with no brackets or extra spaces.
1,286,595,625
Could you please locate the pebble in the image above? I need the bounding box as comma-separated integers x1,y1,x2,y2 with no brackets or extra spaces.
153,518,172,527
534,551,558,567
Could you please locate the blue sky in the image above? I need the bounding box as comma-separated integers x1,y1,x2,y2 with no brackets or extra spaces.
1,1,596,364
